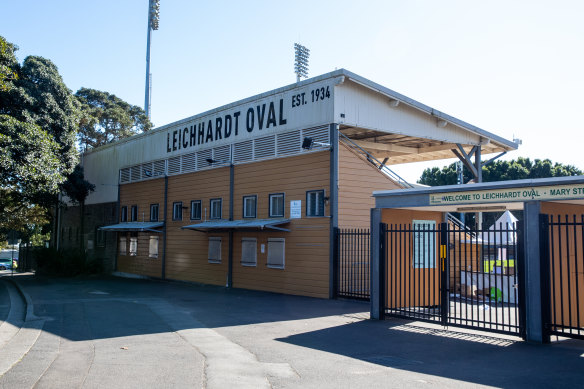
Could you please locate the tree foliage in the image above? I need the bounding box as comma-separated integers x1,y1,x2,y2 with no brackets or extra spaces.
419,157,582,186
76,88,152,150
0,36,81,241
61,165,95,205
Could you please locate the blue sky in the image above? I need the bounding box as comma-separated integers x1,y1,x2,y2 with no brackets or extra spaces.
3,0,583,182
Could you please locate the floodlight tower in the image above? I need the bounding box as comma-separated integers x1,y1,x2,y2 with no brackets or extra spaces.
294,43,310,82
144,0,160,119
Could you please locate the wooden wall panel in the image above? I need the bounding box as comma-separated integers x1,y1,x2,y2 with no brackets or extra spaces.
117,179,165,277
338,142,402,228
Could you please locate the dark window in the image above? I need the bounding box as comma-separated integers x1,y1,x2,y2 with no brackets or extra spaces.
173,202,183,221
96,227,106,248
243,195,257,218
131,205,138,222
306,190,325,217
210,198,222,219
190,200,202,220
121,206,128,222
269,193,285,218
150,204,159,222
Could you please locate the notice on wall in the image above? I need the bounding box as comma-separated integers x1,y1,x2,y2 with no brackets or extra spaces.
290,200,302,219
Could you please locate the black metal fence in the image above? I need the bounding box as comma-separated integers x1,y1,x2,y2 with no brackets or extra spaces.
336,228,370,300
543,215,584,340
384,221,523,336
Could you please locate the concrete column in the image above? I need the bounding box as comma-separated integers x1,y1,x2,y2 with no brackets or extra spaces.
370,208,383,319
523,201,544,342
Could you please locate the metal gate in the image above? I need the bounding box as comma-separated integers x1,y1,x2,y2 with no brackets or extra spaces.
336,228,370,300
383,221,525,336
542,215,584,340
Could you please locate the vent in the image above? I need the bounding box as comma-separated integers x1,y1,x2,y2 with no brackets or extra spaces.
141,162,154,179
182,152,197,172
254,135,276,160
233,140,253,163
153,160,165,177
276,130,300,156
197,149,212,170
302,126,329,149
213,145,231,165
130,165,141,181
168,156,181,175
120,168,130,183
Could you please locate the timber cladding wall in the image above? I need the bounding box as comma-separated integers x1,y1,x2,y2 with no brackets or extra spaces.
165,168,231,286
231,151,331,298
338,142,401,228
118,178,165,277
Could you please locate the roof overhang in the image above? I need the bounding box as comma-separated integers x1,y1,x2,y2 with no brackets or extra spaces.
182,219,291,232
99,222,164,233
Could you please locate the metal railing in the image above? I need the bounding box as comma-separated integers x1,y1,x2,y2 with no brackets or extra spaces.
338,132,413,188
336,228,370,300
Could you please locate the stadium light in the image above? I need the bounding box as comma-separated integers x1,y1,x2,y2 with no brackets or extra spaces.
294,43,310,82
145,0,160,119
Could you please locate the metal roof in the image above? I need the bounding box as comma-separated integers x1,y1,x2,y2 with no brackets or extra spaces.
182,219,291,232
99,222,164,232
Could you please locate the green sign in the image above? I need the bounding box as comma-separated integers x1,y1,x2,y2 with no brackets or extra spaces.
430,184,584,205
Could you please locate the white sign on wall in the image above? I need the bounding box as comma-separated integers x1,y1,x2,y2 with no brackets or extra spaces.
290,200,302,219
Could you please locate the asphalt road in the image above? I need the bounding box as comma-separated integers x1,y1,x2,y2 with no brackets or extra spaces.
0,274,583,388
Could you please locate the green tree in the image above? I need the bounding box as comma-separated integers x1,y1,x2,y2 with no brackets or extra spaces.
0,36,80,241
76,88,152,150
61,165,95,250
419,157,582,186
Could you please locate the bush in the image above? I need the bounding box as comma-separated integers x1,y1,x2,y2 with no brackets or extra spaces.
34,247,104,276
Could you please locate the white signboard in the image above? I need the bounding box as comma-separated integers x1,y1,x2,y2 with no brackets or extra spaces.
430,184,584,205
290,200,302,219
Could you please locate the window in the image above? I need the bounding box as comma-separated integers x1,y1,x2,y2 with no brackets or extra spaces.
149,236,159,258
150,204,159,222
210,198,222,219
121,206,128,222
131,205,138,222
243,195,257,218
208,237,222,263
306,190,325,217
241,238,257,266
190,200,202,220
269,193,285,218
173,202,183,221
129,237,138,256
413,220,436,268
267,238,285,269
119,236,127,255
96,228,106,248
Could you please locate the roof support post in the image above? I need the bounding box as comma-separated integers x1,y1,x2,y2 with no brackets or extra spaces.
227,162,234,288
329,123,339,299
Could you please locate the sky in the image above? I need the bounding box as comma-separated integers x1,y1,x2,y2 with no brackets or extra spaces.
2,0,583,183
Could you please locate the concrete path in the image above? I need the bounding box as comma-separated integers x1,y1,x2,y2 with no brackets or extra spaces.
0,274,583,388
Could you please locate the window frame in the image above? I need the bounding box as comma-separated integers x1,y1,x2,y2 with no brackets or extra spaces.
267,238,285,269
172,201,183,221
150,203,159,222
269,193,285,218
208,237,222,263
190,200,202,220
119,236,127,255
306,190,325,217
149,235,159,259
129,236,138,256
210,198,222,220
242,195,257,219
130,205,138,222
121,206,128,222
241,237,257,267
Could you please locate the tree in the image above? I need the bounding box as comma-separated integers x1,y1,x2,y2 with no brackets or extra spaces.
76,88,152,150
419,157,582,186
61,165,95,250
0,36,80,241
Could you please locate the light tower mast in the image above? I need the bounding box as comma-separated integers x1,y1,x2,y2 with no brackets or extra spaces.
294,43,310,82
145,0,160,119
